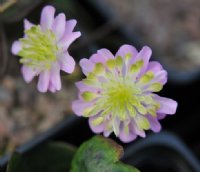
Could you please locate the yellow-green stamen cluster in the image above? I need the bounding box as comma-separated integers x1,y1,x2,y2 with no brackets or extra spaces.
18,25,58,69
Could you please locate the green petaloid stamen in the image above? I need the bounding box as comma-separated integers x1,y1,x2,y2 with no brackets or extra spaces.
129,60,144,73
139,71,154,84
125,53,132,61
18,25,58,69
106,59,116,69
136,116,150,130
148,83,163,92
93,63,104,74
82,91,97,102
116,56,123,67
92,117,104,126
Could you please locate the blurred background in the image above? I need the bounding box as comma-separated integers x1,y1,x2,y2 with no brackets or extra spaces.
1,0,200,171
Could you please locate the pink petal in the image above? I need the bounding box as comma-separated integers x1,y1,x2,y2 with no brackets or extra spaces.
89,49,114,64
79,58,95,75
119,132,136,143
37,70,50,92
97,49,114,60
154,95,178,115
134,46,152,76
140,71,167,92
153,70,168,85
121,63,127,77
58,32,81,51
103,125,113,137
147,61,163,73
75,81,88,91
24,19,34,30
147,61,167,85
119,123,137,143
65,19,77,34
52,13,66,41
75,81,98,92
132,120,146,137
59,53,75,73
40,5,55,30
157,113,167,120
11,41,22,55
50,63,61,91
89,116,105,133
21,65,36,83
48,82,56,93
115,44,138,59
90,53,106,64
146,115,161,132
72,100,93,116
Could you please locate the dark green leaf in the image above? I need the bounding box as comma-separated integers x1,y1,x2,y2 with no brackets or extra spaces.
7,142,76,172
71,135,140,172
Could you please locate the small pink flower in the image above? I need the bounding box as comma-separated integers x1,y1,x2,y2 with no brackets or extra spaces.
72,45,177,143
11,5,81,92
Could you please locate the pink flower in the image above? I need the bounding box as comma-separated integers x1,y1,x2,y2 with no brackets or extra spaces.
11,5,81,92
72,45,177,143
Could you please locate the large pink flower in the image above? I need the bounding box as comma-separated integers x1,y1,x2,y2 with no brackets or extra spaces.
11,5,81,92
72,45,177,143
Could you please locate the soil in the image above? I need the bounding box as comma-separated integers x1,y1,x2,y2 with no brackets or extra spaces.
0,67,81,156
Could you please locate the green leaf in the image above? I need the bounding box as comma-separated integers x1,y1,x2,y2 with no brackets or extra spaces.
71,135,140,172
7,142,76,172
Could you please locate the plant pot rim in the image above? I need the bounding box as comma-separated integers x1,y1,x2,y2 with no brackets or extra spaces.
123,131,200,172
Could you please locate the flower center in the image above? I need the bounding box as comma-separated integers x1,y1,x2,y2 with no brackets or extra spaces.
18,25,58,69
101,78,142,120
108,84,132,105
